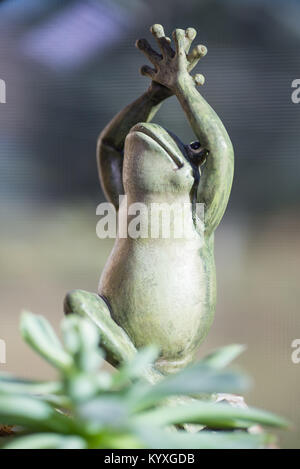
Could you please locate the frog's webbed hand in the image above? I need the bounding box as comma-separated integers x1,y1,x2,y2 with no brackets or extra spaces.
138,24,206,91
97,43,172,210
140,25,234,238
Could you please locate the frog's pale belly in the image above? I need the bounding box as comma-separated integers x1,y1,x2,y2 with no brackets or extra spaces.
99,236,216,371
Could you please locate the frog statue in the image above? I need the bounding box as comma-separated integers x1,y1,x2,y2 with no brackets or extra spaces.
64,25,234,380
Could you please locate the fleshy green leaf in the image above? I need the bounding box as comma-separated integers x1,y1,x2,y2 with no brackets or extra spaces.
66,373,104,403
62,316,103,373
0,393,75,433
0,393,54,427
78,396,129,429
199,344,247,369
113,346,160,386
20,312,72,371
134,426,275,449
3,434,87,449
0,373,61,395
88,431,144,449
134,401,289,430
128,364,249,412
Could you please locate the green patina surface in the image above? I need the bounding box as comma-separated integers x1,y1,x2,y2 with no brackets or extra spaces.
65,25,234,375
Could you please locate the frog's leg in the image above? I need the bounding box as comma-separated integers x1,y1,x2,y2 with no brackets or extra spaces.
97,81,172,210
64,289,162,384
64,290,136,367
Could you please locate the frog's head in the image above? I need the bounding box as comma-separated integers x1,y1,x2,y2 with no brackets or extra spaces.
123,122,207,198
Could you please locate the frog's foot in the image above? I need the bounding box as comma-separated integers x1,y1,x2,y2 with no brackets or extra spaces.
155,355,195,375
64,290,162,384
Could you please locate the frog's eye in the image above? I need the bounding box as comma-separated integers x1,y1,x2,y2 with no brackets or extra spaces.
188,141,209,165
189,141,202,153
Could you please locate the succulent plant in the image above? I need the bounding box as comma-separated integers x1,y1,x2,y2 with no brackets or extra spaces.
0,313,288,449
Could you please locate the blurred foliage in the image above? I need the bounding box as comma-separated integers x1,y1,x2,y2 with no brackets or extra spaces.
0,313,288,449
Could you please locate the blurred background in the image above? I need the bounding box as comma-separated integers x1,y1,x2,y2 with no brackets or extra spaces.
0,0,299,448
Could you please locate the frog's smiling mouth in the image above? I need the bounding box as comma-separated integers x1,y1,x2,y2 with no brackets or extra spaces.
130,123,184,169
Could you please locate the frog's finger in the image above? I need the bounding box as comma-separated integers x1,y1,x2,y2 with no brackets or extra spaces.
193,74,205,86
150,24,175,58
187,44,207,71
140,65,156,80
172,28,186,56
151,23,165,37
185,28,197,53
136,38,162,65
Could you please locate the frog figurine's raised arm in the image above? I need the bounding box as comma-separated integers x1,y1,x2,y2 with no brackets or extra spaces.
64,25,234,378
